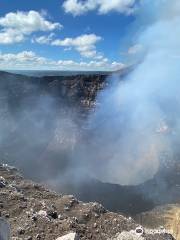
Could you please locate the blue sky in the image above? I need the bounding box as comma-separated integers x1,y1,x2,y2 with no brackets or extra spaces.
0,0,140,70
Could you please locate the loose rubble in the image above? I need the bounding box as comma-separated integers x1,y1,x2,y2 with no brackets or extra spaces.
0,164,176,240
56,232,79,240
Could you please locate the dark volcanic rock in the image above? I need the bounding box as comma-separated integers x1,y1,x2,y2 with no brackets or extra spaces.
0,164,175,240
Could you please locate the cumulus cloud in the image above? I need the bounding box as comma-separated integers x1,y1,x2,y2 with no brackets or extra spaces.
34,33,103,59
0,28,24,44
0,11,62,44
0,51,48,66
51,34,102,58
32,33,55,44
62,0,136,16
0,51,125,71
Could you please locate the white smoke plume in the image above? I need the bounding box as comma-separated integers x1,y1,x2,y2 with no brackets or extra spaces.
76,0,180,185
1,0,180,192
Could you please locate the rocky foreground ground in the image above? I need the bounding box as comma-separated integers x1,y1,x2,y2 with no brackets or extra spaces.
0,164,175,240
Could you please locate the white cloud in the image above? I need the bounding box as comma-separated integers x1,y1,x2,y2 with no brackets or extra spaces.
33,33,102,58
98,0,136,14
32,33,55,44
51,34,102,58
0,51,125,71
0,11,62,44
62,0,136,16
0,29,24,44
0,51,48,65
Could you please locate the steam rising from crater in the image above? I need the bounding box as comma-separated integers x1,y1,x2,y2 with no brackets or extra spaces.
0,0,180,189
77,0,180,185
